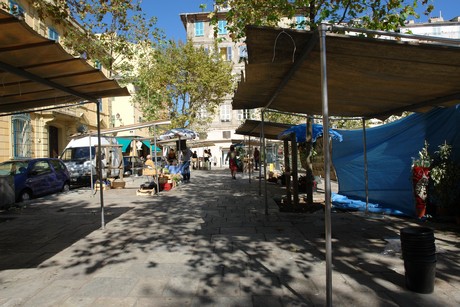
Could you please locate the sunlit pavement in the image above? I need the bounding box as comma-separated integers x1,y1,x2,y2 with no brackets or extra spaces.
0,169,459,306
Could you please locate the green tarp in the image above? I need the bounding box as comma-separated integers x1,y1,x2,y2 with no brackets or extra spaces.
116,138,160,152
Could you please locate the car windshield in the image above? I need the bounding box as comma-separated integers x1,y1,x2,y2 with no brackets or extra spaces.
61,147,96,161
0,161,29,175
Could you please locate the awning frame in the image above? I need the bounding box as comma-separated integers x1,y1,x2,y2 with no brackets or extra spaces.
0,10,132,229
233,23,460,307
0,11,130,115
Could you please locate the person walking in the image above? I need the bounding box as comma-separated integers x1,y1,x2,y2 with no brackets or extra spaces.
192,151,198,170
226,145,238,179
253,147,260,170
203,149,211,170
206,149,212,170
180,147,193,183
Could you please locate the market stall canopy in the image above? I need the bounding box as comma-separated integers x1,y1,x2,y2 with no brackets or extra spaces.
86,120,171,136
0,11,130,114
235,119,292,140
158,128,198,141
187,140,215,148
231,138,262,147
232,26,460,120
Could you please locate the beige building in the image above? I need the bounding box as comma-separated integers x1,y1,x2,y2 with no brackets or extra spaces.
0,0,112,162
111,84,150,140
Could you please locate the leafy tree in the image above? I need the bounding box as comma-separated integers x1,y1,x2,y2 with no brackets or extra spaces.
17,0,162,75
264,109,305,125
133,41,234,132
213,0,434,40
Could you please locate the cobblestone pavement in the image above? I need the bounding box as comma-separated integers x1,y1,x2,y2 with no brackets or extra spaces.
0,169,459,306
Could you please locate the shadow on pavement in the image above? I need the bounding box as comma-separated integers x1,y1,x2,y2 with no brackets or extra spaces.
0,197,131,270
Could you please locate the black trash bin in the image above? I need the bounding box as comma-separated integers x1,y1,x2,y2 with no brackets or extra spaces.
400,226,436,294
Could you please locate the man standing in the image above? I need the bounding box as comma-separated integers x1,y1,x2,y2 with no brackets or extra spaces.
253,147,260,170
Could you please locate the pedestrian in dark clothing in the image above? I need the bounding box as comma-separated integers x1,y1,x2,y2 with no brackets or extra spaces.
253,147,260,170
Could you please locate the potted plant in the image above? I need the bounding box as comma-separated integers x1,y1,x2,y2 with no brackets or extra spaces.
430,142,460,222
411,141,431,218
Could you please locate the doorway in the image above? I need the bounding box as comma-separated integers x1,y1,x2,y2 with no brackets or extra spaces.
48,126,59,158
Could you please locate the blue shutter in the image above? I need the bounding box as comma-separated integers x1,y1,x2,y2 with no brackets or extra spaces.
48,27,59,41
239,45,248,62
195,22,204,36
218,20,227,35
226,47,232,61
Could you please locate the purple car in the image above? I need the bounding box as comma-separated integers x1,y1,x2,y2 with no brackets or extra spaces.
0,158,70,202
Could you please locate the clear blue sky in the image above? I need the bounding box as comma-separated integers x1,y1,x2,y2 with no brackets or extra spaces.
142,0,460,42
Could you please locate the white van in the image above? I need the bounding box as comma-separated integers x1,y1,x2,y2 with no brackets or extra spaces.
60,136,122,186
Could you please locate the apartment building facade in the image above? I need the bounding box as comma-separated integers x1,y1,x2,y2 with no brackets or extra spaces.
400,15,460,38
0,0,114,162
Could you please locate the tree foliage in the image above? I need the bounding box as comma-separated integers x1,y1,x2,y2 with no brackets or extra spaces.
213,0,434,40
264,109,305,125
133,41,234,131
22,0,162,75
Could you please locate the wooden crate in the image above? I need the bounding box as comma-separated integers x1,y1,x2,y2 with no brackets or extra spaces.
143,167,157,176
111,180,126,189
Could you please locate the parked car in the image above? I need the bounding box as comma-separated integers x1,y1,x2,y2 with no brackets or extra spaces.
0,158,70,202
123,156,144,177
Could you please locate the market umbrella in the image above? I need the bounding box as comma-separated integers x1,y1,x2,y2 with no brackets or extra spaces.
158,128,198,141
279,123,343,143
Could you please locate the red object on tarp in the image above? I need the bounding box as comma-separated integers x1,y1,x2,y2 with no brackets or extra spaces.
412,166,430,218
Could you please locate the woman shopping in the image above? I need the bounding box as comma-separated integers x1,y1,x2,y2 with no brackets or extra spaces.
226,145,238,179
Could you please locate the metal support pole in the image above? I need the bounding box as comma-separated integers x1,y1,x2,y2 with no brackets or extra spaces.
262,111,268,215
291,133,299,208
283,139,292,206
362,118,369,214
248,136,252,183
258,119,263,196
319,23,332,307
154,125,159,195
96,100,105,230
89,136,94,193
131,139,135,181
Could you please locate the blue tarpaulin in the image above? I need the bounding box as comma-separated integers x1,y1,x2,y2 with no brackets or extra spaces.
332,193,405,215
279,123,343,143
331,106,460,217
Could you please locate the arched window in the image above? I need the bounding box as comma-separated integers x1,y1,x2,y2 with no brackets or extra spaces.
11,114,31,158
